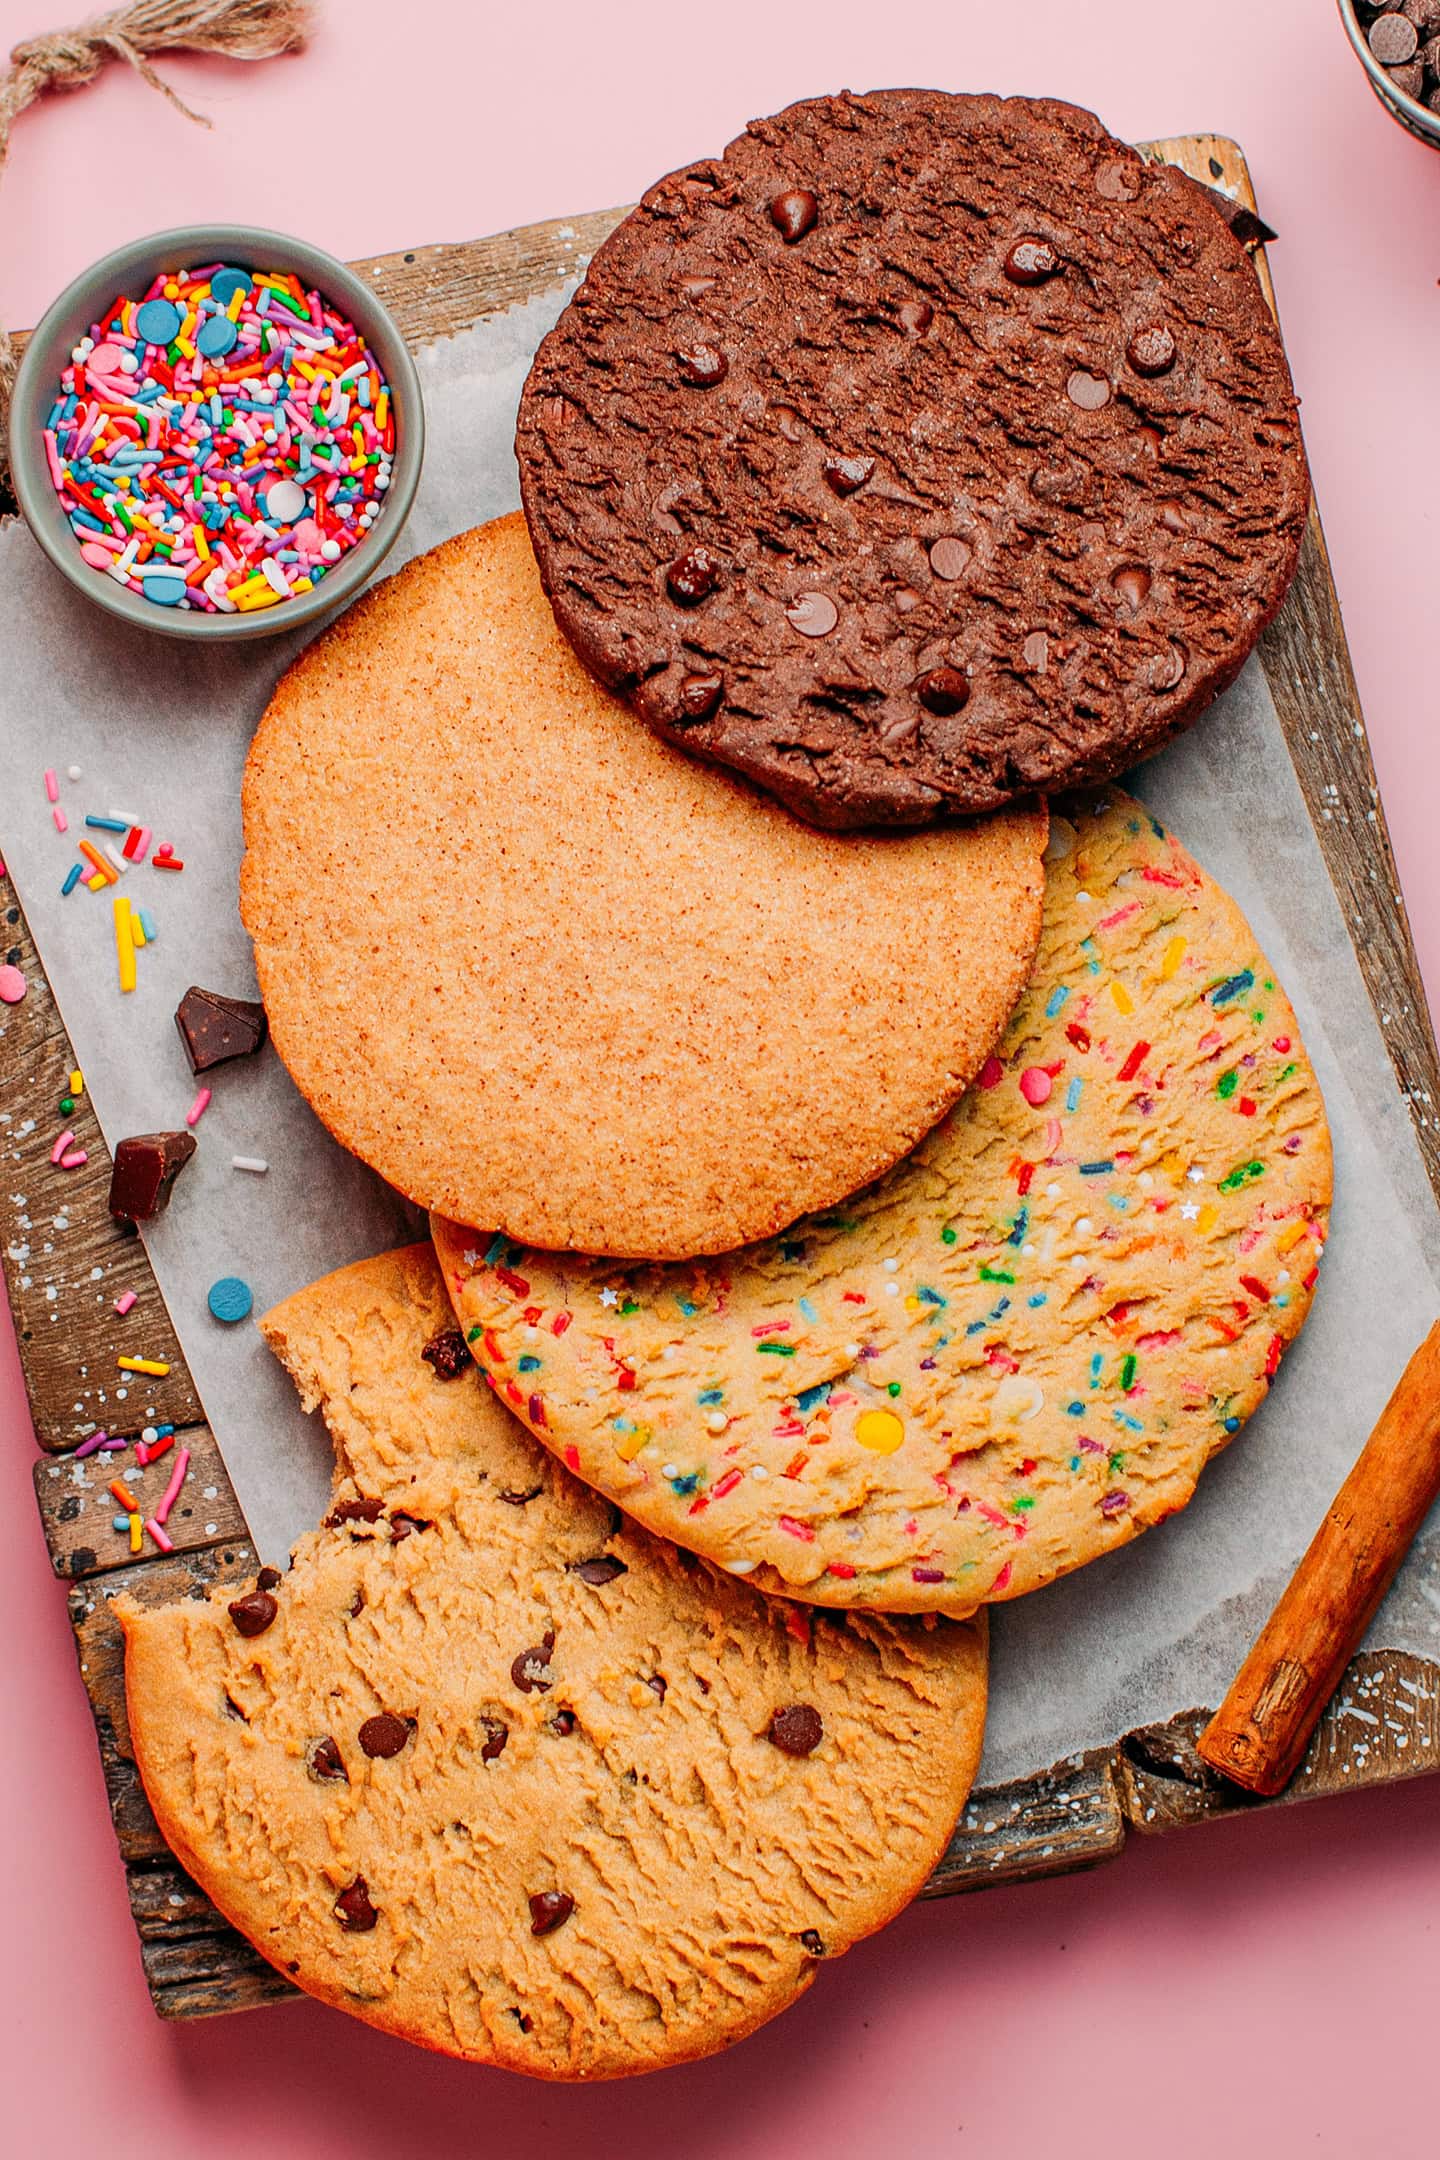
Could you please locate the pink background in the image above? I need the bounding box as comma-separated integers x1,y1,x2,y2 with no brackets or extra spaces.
3,1,1439,2150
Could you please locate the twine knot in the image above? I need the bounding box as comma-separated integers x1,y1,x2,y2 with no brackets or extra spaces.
8,31,110,91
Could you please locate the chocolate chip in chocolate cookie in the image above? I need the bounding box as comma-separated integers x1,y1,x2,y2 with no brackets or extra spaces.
768,188,817,242
335,1876,378,1932
421,1328,472,1380
1112,565,1152,613
915,668,970,717
1066,369,1112,411
676,672,724,722
785,591,838,638
1127,324,1177,377
227,1589,277,1638
1004,237,1061,284
897,299,933,334
823,454,874,495
306,1735,349,1783
769,1703,824,1756
529,1889,575,1935
666,546,721,605
677,343,728,387
928,537,972,581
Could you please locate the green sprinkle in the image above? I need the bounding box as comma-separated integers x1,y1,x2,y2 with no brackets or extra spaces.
1119,1353,1137,1391
941,1225,958,1245
466,1325,482,1343
757,1341,797,1357
1217,1069,1238,1100
887,1381,902,1398
1109,1451,1127,1473
1219,1159,1266,1194
978,1266,1015,1284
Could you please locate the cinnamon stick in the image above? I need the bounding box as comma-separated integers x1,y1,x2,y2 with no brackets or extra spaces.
1197,1318,1440,1796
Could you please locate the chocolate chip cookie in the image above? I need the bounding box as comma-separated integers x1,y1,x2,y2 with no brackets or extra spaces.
435,790,1331,1615
517,90,1309,828
120,1246,987,2077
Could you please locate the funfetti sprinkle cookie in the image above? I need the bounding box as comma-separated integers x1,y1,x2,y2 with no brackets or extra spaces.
435,791,1332,1618
119,1247,986,2080
240,512,1047,1261
517,90,1309,829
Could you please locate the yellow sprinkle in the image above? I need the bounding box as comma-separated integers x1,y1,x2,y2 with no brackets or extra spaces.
1109,980,1135,1015
375,389,389,431
128,1512,143,1554
292,575,314,594
113,894,136,993
227,287,246,322
1161,1152,1186,1182
613,1428,647,1462
175,335,196,361
192,523,211,564
233,586,282,612
1196,1204,1219,1234
129,903,146,950
1276,1219,1310,1255
855,1408,906,1455
70,1069,83,1096
1161,935,1187,980
85,872,106,892
118,1355,170,1376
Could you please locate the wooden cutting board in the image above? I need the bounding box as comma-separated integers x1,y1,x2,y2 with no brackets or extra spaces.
6,131,1440,2025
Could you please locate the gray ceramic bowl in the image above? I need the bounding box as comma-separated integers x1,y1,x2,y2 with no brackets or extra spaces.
1338,0,1440,151
8,224,424,641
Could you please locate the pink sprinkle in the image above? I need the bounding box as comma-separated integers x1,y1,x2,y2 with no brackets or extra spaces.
992,1562,1013,1592
60,1147,88,1169
114,1290,138,1316
1020,1066,1053,1107
44,768,59,803
52,805,69,834
1097,900,1141,931
155,1446,191,1524
145,1518,174,1553
74,1430,109,1458
778,1514,815,1542
186,1087,212,1128
50,1130,73,1165
978,1056,1005,1089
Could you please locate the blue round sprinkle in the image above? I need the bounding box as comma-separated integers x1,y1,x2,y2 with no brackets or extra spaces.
208,1275,253,1325
112,1512,131,1533
209,268,253,307
196,314,238,359
142,573,186,608
135,297,182,345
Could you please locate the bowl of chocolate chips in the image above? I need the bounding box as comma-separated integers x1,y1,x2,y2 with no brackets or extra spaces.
1342,0,1440,146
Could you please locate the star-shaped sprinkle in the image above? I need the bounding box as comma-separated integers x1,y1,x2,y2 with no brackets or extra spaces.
599,1286,619,1308
1186,1166,1205,1183
1180,1201,1200,1221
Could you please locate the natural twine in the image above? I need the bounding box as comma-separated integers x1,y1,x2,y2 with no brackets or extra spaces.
0,0,313,477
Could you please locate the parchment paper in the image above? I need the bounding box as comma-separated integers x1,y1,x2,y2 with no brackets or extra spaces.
2,284,1438,1788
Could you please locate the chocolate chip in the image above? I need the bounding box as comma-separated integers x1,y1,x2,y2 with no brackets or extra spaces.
665,546,721,605
676,672,724,722
769,1703,823,1756
1022,630,1049,672
548,1710,577,1735
1126,324,1177,378
173,986,268,1075
570,1555,628,1586
915,667,970,717
1388,58,1426,94
823,455,874,496
306,1735,349,1784
499,1484,544,1507
772,403,806,442
480,1717,508,1761
785,591,839,638
421,1328,472,1380
1156,498,1187,534
390,1513,430,1542
676,273,717,299
335,1877,378,1932
327,1496,385,1528
1004,238,1060,285
107,1129,197,1226
256,1566,282,1592
227,1590,277,1638
1371,10,1420,61
511,1636,555,1693
224,1691,248,1722
529,1890,575,1936
1112,565,1152,613
768,189,817,242
798,1928,827,1955
349,1587,366,1617
677,343,728,388
1066,370,1111,412
928,536,972,581
511,2009,533,2032
646,1674,668,1702
1095,159,1141,202
358,1712,411,1759
1148,643,1188,692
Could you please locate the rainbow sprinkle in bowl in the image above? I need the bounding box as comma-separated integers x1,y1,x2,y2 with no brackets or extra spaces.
8,225,424,641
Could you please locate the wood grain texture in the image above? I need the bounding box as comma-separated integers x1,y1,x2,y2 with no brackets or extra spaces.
6,133,1440,2028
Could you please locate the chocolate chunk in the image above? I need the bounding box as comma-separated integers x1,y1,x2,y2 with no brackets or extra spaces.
390,1512,430,1543
771,403,806,441
1388,59,1426,97
548,1709,577,1735
223,1691,248,1722
768,189,818,242
335,1876,378,1932
823,455,874,496
570,1555,628,1586
1022,631,1049,672
1112,565,1152,612
529,1890,575,1936
358,1712,411,1759
1405,0,1440,32
665,546,721,605
511,1635,556,1692
1094,158,1141,202
1127,324,1177,377
498,1484,544,1506
349,1587,366,1617
897,299,933,334
928,537,972,581
1066,370,1112,411
1371,10,1420,60
1149,643,1188,691
256,1565,282,1591
1004,238,1060,285
480,1717,508,1761
645,1674,668,1701
676,273,717,298
676,672,724,722
173,986,268,1074
227,1589,277,1638
1185,176,1278,249
421,1328,472,1380
915,667,970,717
769,1703,824,1756
306,1735,349,1784
107,1130,197,1226
798,1928,827,1955
326,1496,385,1528
677,343,728,388
785,591,839,638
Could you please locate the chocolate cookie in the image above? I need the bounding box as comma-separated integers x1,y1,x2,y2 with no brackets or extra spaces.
119,1247,987,2078
517,91,1309,828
